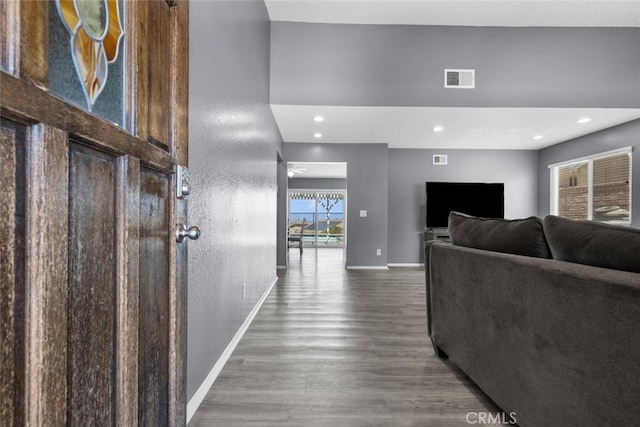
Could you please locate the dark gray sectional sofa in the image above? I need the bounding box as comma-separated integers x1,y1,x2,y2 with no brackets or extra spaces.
425,213,640,427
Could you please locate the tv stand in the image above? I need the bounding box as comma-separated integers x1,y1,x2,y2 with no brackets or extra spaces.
425,229,450,242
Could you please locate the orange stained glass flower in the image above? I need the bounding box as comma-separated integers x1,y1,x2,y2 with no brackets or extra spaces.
56,0,124,110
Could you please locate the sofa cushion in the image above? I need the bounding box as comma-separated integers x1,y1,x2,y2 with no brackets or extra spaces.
448,212,552,258
543,215,640,273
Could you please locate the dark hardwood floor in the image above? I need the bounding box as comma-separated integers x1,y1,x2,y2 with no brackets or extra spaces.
189,248,507,426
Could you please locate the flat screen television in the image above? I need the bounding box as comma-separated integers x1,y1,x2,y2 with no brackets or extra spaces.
426,182,504,228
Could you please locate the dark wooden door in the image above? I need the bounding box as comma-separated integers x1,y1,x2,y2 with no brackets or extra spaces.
1,1,190,425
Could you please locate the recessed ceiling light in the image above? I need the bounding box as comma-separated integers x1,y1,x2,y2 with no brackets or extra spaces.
313,116,324,122
433,126,444,132
313,132,323,138
533,135,544,140
577,117,592,124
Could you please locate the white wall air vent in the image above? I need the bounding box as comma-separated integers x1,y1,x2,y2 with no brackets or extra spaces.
433,154,448,165
445,69,475,89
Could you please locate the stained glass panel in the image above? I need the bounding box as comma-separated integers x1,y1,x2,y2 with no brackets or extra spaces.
48,0,126,128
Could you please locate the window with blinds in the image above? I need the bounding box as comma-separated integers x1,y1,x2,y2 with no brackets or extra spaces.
550,148,632,225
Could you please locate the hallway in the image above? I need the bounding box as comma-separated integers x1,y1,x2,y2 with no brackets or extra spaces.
188,249,505,426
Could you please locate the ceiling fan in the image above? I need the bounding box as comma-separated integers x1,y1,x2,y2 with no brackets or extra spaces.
287,164,306,177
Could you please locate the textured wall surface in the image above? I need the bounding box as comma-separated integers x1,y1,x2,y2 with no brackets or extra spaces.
538,119,640,228
187,0,282,400
388,149,539,264
271,23,640,108
284,143,389,267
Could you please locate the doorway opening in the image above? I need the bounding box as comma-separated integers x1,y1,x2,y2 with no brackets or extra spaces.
286,161,347,267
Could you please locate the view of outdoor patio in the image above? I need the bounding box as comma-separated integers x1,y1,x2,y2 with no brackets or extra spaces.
289,191,345,247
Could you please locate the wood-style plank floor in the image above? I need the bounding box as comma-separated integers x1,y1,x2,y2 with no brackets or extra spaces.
189,248,507,426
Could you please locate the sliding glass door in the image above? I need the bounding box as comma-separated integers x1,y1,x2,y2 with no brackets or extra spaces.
288,191,345,248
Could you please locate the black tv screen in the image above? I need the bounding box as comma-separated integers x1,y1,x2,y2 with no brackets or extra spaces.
426,182,504,228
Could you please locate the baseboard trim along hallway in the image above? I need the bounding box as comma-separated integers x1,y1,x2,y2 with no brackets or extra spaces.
387,263,425,267
186,276,279,424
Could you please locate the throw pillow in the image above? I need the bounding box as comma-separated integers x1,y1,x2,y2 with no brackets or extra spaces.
448,212,552,258
543,215,640,273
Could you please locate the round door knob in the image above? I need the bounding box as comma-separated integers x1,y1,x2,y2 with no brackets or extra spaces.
176,224,200,243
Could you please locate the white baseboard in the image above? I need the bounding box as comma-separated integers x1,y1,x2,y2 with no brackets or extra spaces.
186,276,278,424
387,263,425,267
346,265,389,270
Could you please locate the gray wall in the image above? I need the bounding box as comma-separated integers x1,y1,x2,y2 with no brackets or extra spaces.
289,178,347,189
277,153,288,268
389,149,539,264
284,143,389,267
538,119,640,228
271,23,640,108
188,0,282,401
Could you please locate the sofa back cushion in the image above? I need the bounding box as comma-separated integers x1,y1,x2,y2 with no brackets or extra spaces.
448,212,552,258
544,215,640,273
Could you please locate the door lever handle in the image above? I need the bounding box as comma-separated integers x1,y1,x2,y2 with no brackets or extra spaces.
176,224,200,243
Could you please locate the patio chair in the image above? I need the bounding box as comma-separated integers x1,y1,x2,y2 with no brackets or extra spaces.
287,220,305,255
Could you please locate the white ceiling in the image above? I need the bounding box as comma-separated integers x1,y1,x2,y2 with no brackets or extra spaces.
273,106,640,150
266,0,640,27
288,161,347,178
267,0,640,152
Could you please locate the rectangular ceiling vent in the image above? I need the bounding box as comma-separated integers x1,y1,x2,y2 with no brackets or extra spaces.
433,154,448,165
445,69,475,89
